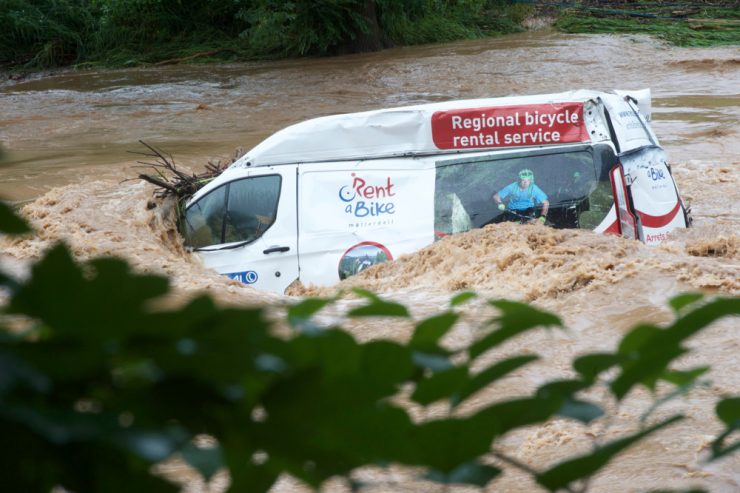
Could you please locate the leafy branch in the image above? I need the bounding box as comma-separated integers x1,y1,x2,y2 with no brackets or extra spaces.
0,206,738,492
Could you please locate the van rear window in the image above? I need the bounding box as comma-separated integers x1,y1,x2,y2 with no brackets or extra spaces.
434,146,616,233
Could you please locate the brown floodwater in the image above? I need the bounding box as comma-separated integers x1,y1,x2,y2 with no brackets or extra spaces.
1,31,738,492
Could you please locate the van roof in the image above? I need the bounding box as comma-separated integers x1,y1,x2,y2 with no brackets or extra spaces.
230,89,653,169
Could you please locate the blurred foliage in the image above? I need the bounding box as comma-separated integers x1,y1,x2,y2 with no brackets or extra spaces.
1,204,739,492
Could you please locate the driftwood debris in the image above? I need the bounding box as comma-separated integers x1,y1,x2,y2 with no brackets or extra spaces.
133,141,243,201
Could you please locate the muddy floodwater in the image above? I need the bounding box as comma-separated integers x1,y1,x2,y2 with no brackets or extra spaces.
1,32,738,492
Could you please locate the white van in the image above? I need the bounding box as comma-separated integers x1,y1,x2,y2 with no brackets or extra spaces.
182,89,690,293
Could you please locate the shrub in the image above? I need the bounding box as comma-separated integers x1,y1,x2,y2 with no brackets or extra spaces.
1,201,738,492
0,0,100,67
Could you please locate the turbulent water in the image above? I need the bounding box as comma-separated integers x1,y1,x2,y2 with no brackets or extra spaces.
1,32,738,492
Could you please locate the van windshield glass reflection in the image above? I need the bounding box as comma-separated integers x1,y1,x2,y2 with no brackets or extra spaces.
183,175,281,248
434,147,616,233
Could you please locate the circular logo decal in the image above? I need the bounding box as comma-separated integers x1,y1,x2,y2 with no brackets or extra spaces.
338,241,393,280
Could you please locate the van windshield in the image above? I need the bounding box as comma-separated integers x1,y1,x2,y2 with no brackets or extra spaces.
434,145,616,233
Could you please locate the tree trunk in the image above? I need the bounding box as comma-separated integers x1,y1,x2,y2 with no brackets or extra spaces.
336,0,389,54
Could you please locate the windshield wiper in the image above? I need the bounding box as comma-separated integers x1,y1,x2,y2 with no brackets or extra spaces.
194,239,254,252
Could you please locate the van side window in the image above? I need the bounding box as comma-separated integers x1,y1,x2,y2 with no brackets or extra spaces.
225,175,281,244
183,175,281,248
182,185,227,248
434,147,615,233
577,146,617,230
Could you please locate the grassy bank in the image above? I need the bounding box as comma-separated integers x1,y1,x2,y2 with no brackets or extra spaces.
1,1,737,75
552,1,740,47
0,0,529,72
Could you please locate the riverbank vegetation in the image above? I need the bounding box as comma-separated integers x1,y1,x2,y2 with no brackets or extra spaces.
0,0,529,71
554,0,740,47
1,1,738,73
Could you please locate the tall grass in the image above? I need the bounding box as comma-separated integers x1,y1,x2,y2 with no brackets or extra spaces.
238,0,372,57
2,0,531,70
0,0,252,69
378,0,525,46
15,1,737,71
557,15,740,47
0,0,100,68
555,2,740,47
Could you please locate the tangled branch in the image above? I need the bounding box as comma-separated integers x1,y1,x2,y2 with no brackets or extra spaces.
133,141,243,201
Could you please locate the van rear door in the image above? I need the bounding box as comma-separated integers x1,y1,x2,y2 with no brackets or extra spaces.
609,165,637,240
620,147,687,244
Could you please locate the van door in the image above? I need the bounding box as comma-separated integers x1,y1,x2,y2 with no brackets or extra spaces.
609,165,637,240
296,160,436,287
182,166,299,293
620,147,687,244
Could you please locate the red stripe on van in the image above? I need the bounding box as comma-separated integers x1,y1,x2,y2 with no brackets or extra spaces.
604,219,620,235
638,202,681,228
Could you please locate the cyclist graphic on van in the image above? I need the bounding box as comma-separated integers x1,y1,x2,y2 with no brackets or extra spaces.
493,168,550,223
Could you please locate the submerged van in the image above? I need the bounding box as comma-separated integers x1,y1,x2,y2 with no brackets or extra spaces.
182,89,690,293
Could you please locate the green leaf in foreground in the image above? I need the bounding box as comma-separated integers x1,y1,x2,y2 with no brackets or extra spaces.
536,415,683,491
1,228,737,492
412,351,454,372
452,355,539,408
557,398,603,424
716,397,740,428
450,291,476,306
470,300,561,360
660,367,710,387
0,201,31,234
413,418,494,472
8,245,170,339
669,293,704,313
287,297,336,330
180,442,224,481
711,397,740,459
348,301,409,317
612,298,740,400
411,366,468,406
409,312,459,352
573,353,623,384
348,289,410,318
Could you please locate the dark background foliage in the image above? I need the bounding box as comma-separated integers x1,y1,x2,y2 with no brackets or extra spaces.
2,1,736,70
0,1,524,69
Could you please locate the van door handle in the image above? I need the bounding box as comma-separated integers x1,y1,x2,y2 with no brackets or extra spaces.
263,246,290,254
